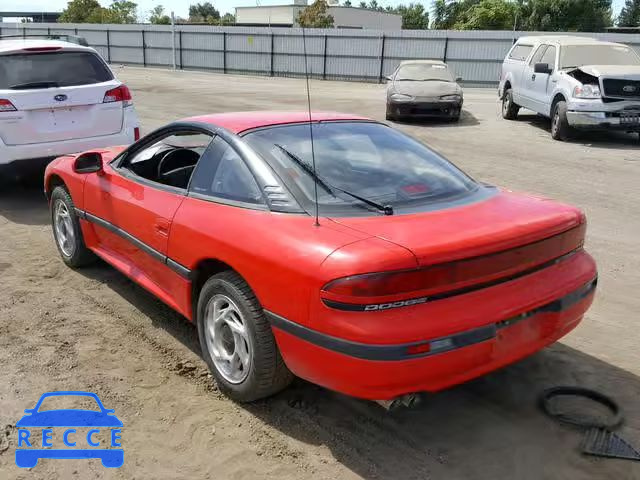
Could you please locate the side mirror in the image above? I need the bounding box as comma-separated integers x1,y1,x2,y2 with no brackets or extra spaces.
456,76,463,82
73,152,103,174
383,75,392,83
534,63,552,75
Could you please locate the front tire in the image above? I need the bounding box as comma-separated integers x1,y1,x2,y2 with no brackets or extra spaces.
196,271,293,402
385,103,396,121
502,89,519,120
551,100,572,141
50,186,95,268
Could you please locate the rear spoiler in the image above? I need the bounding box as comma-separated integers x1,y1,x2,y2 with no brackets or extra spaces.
0,34,89,47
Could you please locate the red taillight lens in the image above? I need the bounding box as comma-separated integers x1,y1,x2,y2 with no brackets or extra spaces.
322,224,585,303
134,127,140,141
0,99,17,112
103,85,132,105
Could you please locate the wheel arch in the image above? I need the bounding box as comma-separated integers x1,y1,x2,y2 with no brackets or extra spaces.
190,258,249,319
45,174,67,201
550,92,567,117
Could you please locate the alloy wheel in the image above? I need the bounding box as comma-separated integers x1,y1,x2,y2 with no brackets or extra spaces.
204,294,252,384
53,200,76,257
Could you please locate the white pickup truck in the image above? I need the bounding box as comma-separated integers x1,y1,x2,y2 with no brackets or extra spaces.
498,35,640,141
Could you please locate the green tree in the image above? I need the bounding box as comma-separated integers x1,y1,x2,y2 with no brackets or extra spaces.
454,0,517,29
617,0,639,25
395,3,430,29
369,0,383,10
109,0,138,23
220,12,235,25
431,0,465,28
343,0,352,5
149,5,171,24
519,0,611,31
359,1,367,7
189,2,221,23
297,0,335,27
59,0,102,22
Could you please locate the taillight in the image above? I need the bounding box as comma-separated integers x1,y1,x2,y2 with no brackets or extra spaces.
103,85,132,106
0,99,17,112
321,224,586,307
134,127,140,141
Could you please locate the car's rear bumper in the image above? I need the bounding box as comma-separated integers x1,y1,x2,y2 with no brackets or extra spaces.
567,110,640,130
387,99,462,118
270,278,595,400
0,130,135,167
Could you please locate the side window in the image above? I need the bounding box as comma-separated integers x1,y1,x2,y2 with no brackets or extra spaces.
189,137,264,205
508,44,533,61
529,45,548,66
540,45,557,69
122,131,213,190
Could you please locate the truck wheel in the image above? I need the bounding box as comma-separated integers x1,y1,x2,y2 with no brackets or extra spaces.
50,186,96,268
197,271,293,402
551,100,572,141
502,89,519,120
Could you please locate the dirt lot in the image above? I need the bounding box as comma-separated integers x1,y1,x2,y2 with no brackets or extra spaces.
1,66,640,480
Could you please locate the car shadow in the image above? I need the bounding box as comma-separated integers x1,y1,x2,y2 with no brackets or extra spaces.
0,182,50,226
389,109,480,128
517,113,640,149
71,257,640,479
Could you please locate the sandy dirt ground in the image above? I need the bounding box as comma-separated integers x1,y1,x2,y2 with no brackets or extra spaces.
1,67,640,480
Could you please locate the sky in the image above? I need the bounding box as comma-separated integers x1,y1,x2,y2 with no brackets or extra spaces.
1,0,627,21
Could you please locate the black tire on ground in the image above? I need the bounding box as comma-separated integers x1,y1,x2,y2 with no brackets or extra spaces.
196,271,293,402
50,186,96,268
551,100,572,141
501,89,520,120
385,104,396,121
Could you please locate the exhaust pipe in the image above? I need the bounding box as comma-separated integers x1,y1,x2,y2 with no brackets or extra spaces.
374,393,422,411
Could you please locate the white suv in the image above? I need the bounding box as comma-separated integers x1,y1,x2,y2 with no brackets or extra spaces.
0,37,140,178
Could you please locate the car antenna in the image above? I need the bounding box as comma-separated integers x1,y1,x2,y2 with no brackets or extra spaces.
302,27,320,227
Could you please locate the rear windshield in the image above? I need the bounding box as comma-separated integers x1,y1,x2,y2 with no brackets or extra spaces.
560,44,640,69
0,51,113,89
244,122,478,215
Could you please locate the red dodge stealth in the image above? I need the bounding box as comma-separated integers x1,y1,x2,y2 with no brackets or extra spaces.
45,111,597,403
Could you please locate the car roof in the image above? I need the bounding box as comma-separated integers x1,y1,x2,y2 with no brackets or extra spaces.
184,111,373,134
516,35,624,47
0,38,93,54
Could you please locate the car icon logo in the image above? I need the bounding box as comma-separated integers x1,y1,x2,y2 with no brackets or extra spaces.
622,85,637,93
54,94,68,102
15,391,123,468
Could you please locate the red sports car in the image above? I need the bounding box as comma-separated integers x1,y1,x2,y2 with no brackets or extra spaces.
44,111,597,404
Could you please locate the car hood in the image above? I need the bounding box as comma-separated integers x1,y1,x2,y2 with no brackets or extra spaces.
16,410,123,427
330,189,584,267
392,80,461,97
577,65,640,80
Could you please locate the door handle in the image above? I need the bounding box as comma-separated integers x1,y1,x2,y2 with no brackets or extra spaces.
154,220,170,236
531,74,536,81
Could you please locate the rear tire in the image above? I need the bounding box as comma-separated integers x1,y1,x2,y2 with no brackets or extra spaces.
502,89,519,120
196,271,293,402
551,100,572,141
50,186,96,268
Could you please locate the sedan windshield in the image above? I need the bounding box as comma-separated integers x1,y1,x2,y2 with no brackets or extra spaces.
395,64,455,82
244,122,477,215
560,44,640,69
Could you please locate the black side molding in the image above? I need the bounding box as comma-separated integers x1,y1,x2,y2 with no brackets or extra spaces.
78,209,192,280
266,277,597,362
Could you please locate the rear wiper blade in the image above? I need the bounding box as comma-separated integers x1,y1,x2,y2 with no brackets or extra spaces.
274,144,393,216
9,81,60,89
274,144,333,195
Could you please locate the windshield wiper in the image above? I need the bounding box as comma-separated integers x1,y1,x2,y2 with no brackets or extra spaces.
274,144,394,216
9,81,60,90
